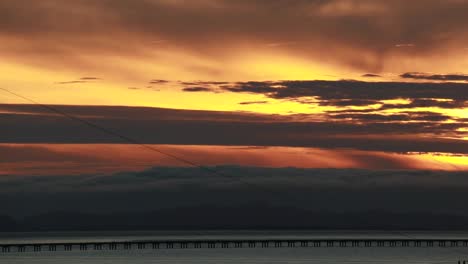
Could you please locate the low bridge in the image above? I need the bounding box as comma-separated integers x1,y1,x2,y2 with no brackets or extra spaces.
2,238,468,253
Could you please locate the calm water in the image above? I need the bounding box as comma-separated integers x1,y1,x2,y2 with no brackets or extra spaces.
1,231,468,264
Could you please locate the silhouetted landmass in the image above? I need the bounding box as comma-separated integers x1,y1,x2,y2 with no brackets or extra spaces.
2,167,468,232
0,215,18,232
4,206,468,232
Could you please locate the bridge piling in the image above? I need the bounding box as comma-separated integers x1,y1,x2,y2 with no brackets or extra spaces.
109,243,118,250
2,238,468,253
94,244,102,250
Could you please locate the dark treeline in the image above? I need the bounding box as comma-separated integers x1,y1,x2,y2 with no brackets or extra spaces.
2,206,468,232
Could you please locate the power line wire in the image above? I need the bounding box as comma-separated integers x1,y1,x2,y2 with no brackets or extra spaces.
0,87,292,199
0,87,204,168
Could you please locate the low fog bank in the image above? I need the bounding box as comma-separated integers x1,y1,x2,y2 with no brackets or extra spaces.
1,166,467,231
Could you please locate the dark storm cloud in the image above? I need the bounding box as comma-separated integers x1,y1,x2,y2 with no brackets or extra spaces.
329,112,451,122
180,81,230,85
362,73,382,78
149,79,170,84
182,87,214,92
179,82,201,86
0,104,283,122
1,166,467,223
0,104,466,154
56,81,88,85
221,80,468,101
80,77,101,81
0,145,96,163
379,99,467,110
318,99,379,107
239,101,269,105
180,81,237,92
2,166,468,194
2,0,468,71
401,72,468,82
56,77,101,85
324,98,466,113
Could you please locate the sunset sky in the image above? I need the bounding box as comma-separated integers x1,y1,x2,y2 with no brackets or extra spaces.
1,0,467,176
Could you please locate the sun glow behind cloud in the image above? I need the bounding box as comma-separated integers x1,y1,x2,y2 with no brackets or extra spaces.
1,144,466,177
1,0,468,173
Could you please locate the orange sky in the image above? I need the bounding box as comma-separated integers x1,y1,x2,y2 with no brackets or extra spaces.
0,0,467,173
1,144,466,176
1,0,468,109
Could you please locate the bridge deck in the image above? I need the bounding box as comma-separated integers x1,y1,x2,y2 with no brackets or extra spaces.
2,238,468,253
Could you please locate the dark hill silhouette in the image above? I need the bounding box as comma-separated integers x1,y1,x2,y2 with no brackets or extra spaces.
7,205,468,232
0,215,18,231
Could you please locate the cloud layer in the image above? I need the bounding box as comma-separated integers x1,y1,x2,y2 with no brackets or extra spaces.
401,72,468,82
1,104,466,155
1,1,467,180
2,0,468,76
179,79,467,132
1,166,467,220
196,79,468,102
3,143,465,178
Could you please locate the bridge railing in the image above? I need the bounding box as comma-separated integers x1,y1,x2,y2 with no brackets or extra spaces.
2,238,468,253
